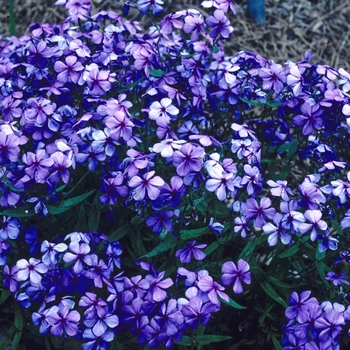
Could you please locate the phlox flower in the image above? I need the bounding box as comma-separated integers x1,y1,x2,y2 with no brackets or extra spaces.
314,307,344,341
221,259,251,294
234,216,250,238
160,13,183,35
137,0,164,15
82,328,114,350
267,180,294,201
105,111,134,142
240,164,262,196
158,176,186,207
83,307,119,337
85,67,115,96
2,264,19,292
325,272,349,287
197,275,229,305
32,305,58,335
298,210,328,241
146,211,174,234
205,165,236,201
0,131,20,165
285,290,318,323
152,139,186,158
25,97,56,126
258,63,287,94
41,240,68,266
16,257,48,285
286,65,304,96
172,143,204,177
182,296,217,328
149,98,179,124
293,101,323,136
175,240,207,264
244,197,276,228
154,299,184,336
99,173,128,205
145,270,173,302
63,241,91,274
331,173,350,204
54,55,84,84
84,254,111,288
48,151,72,185
22,149,54,183
128,171,165,201
47,304,81,337
0,216,20,240
123,275,149,298
262,213,292,246
183,14,205,42
205,9,233,39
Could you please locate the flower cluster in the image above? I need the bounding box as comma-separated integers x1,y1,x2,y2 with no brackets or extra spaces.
0,0,350,348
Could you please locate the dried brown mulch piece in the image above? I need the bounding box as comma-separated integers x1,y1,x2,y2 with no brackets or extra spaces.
0,0,349,72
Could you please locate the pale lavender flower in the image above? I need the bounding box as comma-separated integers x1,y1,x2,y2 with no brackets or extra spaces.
137,0,164,15
25,97,56,126
183,14,205,42
54,55,84,84
314,307,344,341
0,131,20,164
63,241,91,274
128,171,165,201
83,307,119,337
2,264,19,292
258,63,286,94
197,275,229,305
41,240,68,266
47,304,81,337
149,98,179,124
205,9,233,39
234,216,250,238
221,259,251,294
16,258,48,284
287,65,304,96
285,290,318,323
293,101,323,136
267,180,294,201
240,164,262,196
145,270,173,303
205,165,235,201
22,149,54,183
262,213,292,246
325,272,349,287
298,210,328,241
175,240,207,264
48,151,72,185
182,296,217,328
0,216,20,240
105,111,134,142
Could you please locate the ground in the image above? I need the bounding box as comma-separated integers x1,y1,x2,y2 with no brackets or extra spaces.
0,0,349,71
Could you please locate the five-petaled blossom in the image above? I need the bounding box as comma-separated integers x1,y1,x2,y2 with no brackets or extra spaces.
221,259,251,294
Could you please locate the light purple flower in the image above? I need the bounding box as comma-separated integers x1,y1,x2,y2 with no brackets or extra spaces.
293,101,323,136
0,131,20,165
285,290,318,323
16,257,48,284
22,149,54,183
83,307,119,337
128,171,165,201
197,275,229,305
221,259,251,294
47,304,81,337
172,143,204,177
267,180,294,201
205,9,233,39
145,270,174,303
63,241,91,274
54,55,84,84
205,165,236,201
244,197,276,228
0,216,20,240
298,210,328,241
41,240,68,266
149,98,179,124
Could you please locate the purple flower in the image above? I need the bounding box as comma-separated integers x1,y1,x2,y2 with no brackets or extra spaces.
172,143,204,177
83,307,119,337
182,296,217,328
293,102,323,136
82,328,114,350
149,98,179,124
47,304,80,337
0,131,20,165
267,180,294,201
285,290,318,323
146,211,174,234
154,299,184,336
63,241,91,274
325,272,349,287
183,14,205,42
105,242,122,270
25,97,56,126
137,0,164,15
244,197,276,228
0,216,20,240
205,9,233,39
22,149,54,183
175,240,207,264
16,257,48,284
79,292,107,319
240,164,262,196
221,259,251,294
129,171,165,201
145,270,174,302
123,275,150,298
205,165,238,201
314,307,344,341
48,151,72,185
85,67,114,96
197,275,229,305
54,55,84,84
105,111,134,142
2,264,19,292
298,210,328,241
41,240,68,266
262,213,292,246
99,173,128,205
258,63,287,94
158,176,186,207
32,305,58,335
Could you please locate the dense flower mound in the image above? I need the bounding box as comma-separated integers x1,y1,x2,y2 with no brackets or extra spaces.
1,0,350,348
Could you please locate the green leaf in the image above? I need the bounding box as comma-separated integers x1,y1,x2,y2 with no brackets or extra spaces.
278,245,299,258
267,276,297,289
239,235,266,260
11,331,22,350
117,77,144,92
0,205,34,218
260,281,288,308
8,0,16,36
88,206,100,232
108,224,130,242
212,45,219,53
331,219,343,236
276,139,298,153
46,190,95,215
13,302,23,332
176,335,231,347
0,289,10,305
204,241,219,256
149,69,165,77
139,235,177,258
271,333,282,350
180,227,211,240
239,96,264,107
315,260,327,285
219,295,247,310
265,100,282,107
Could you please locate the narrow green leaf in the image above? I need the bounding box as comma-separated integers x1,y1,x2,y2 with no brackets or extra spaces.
267,276,298,289
212,45,219,53
46,190,95,214
0,206,34,218
108,224,130,242
219,295,247,310
278,245,299,258
265,100,282,107
176,335,192,346
271,333,282,350
331,219,343,236
315,261,327,285
260,281,288,308
204,241,219,256
88,206,100,232
0,289,10,304
239,96,264,107
13,302,23,331
196,335,232,346
117,77,144,92
276,139,298,153
11,331,22,350
8,0,16,36
149,69,165,77
139,235,177,258
180,227,211,240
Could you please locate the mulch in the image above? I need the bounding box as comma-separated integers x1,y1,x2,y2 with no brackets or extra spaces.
0,0,349,72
